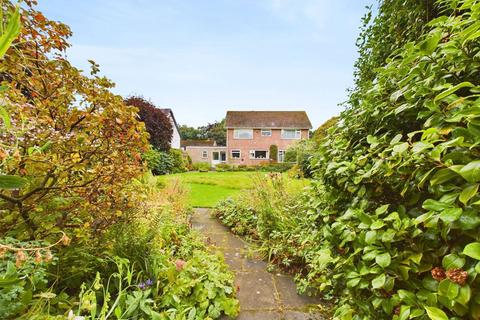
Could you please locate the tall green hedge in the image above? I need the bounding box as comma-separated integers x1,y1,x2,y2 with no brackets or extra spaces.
307,1,480,318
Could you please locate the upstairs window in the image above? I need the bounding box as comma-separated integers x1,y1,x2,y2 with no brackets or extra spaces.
233,129,253,139
281,129,301,139
249,150,268,159
202,150,208,158
231,150,241,159
261,129,272,137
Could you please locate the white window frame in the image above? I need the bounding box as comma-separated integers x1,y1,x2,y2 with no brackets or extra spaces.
278,150,285,163
233,129,253,139
202,150,208,158
231,150,241,159
249,150,269,159
261,129,272,137
281,129,301,140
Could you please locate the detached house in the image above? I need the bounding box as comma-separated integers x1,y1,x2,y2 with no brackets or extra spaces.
225,111,312,166
182,110,312,167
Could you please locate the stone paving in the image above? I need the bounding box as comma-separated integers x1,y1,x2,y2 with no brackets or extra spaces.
192,208,326,320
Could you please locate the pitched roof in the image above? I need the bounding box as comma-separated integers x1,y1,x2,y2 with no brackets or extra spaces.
225,111,312,129
180,139,217,147
159,108,180,132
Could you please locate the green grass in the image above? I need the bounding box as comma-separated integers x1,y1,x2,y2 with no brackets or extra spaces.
158,171,308,208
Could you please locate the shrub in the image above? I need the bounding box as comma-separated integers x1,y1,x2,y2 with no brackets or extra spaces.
269,145,278,162
306,1,480,318
215,163,232,172
143,148,187,175
192,162,211,172
257,162,293,173
169,148,187,173
284,149,297,163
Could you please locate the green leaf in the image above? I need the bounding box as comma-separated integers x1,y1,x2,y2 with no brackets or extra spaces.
371,273,385,289
439,208,463,223
456,285,471,306
420,31,441,55
459,184,478,205
458,161,480,183
0,175,27,189
430,168,459,186
463,242,480,260
434,82,474,102
0,5,21,58
376,252,391,268
423,199,452,212
438,279,460,299
0,106,11,128
398,289,417,305
425,306,448,320
442,254,465,269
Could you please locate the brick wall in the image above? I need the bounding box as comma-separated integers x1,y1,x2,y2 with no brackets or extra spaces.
226,128,309,166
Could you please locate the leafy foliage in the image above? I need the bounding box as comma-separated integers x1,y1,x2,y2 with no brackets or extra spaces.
312,116,339,144
179,119,226,146
307,0,480,318
0,1,148,241
125,96,173,151
144,148,187,175
269,145,278,162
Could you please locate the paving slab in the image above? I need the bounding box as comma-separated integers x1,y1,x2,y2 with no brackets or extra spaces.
192,208,326,319
274,275,319,309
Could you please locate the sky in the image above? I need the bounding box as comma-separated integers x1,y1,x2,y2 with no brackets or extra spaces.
38,0,372,128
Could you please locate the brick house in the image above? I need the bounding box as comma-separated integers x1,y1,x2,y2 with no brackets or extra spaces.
225,111,312,166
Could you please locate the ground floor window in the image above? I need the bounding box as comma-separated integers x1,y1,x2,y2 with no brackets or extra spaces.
249,150,268,159
202,150,208,158
231,150,241,159
278,150,285,163
213,152,219,161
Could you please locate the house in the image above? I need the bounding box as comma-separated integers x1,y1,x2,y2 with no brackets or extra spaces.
225,111,312,166
181,139,227,166
182,110,311,167
160,108,181,149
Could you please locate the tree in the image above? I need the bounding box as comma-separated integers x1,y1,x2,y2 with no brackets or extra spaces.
179,124,203,140
0,1,148,240
179,119,227,146
124,96,172,151
199,119,226,146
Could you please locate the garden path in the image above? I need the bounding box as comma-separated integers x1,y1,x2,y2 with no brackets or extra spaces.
192,208,326,320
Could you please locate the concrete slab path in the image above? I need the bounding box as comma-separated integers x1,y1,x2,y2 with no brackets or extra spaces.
192,208,326,320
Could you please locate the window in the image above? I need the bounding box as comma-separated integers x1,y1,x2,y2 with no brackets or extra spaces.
233,129,253,139
231,150,241,159
261,129,272,136
202,150,208,158
213,152,219,161
278,150,285,163
249,150,268,159
281,129,301,139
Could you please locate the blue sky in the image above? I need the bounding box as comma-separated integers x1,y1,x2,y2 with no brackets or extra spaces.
38,0,372,128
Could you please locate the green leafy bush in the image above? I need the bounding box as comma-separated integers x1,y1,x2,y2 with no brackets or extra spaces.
192,162,211,172
269,145,278,162
306,1,480,318
144,148,187,175
214,174,309,269
215,163,232,172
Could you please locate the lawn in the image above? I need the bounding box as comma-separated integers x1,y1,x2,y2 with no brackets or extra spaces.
158,171,308,207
